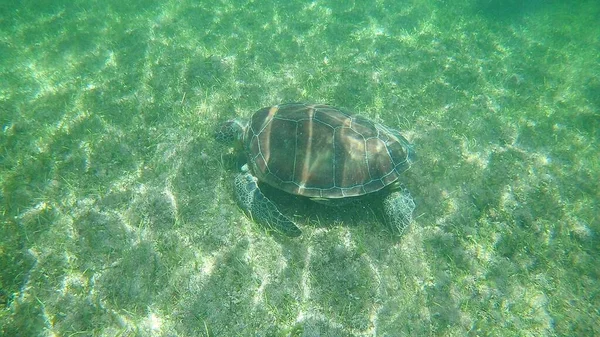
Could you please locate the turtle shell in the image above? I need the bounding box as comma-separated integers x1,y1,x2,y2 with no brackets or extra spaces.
244,103,413,199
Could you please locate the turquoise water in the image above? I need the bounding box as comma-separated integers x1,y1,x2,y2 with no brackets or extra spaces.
1,0,598,336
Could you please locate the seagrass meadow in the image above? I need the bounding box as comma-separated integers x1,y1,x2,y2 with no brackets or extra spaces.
1,0,599,336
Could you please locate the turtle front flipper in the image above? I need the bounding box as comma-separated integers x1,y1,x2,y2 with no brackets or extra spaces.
233,170,302,237
382,186,415,235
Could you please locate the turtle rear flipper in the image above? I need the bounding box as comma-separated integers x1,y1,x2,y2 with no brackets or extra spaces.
234,170,302,237
382,186,415,235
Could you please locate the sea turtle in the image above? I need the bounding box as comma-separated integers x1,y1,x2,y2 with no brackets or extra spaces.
216,103,415,237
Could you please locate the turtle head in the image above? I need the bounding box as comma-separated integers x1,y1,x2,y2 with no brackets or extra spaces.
215,119,246,145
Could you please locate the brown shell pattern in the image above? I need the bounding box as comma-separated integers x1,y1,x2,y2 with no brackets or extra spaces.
245,103,412,198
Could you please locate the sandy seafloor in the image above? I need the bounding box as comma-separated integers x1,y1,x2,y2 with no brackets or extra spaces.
1,0,599,336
